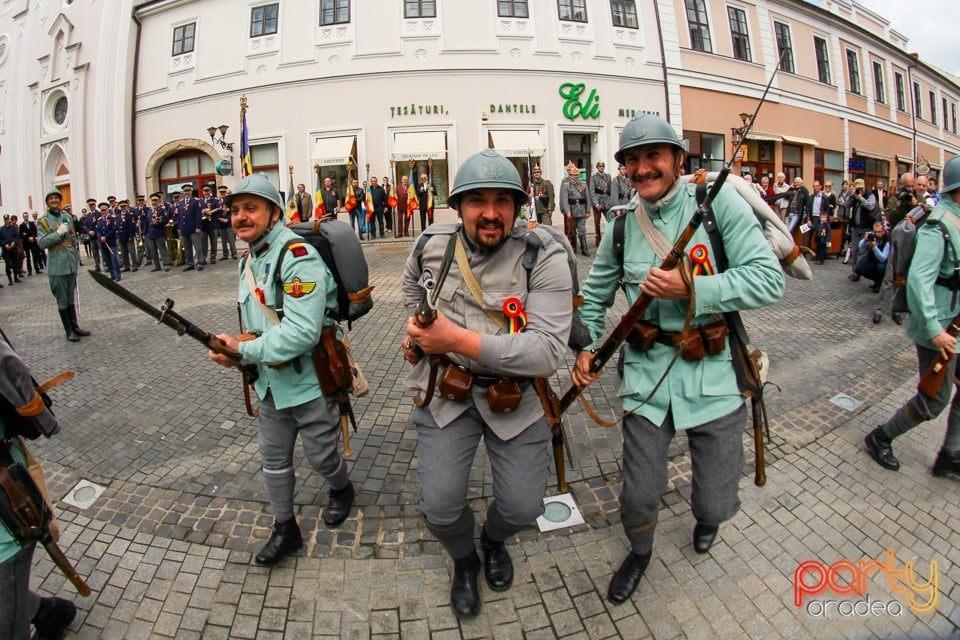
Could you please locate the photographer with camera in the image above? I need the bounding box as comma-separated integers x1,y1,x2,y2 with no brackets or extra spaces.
853,221,889,292
847,178,877,280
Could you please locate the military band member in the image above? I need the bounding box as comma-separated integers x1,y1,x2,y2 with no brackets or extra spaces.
217,185,237,259
590,161,612,246
165,190,183,267
571,114,784,605
209,174,355,566
135,194,150,265
145,193,172,272
177,184,204,271
82,198,101,272
200,183,219,265
36,189,91,342
531,166,555,225
559,162,593,256
401,150,573,617
117,199,138,273
96,202,122,281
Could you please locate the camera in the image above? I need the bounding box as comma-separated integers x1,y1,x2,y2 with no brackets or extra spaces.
855,188,863,196
866,232,876,241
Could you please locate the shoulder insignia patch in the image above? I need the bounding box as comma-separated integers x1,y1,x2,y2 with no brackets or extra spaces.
288,242,309,258
282,277,316,298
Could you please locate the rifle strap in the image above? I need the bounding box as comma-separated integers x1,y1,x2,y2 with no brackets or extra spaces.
454,235,509,330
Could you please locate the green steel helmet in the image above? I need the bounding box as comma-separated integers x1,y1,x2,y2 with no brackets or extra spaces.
44,188,63,203
614,113,684,165
222,173,284,211
448,149,527,211
941,156,960,194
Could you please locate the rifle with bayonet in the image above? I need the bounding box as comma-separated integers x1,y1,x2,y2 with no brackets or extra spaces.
89,270,260,416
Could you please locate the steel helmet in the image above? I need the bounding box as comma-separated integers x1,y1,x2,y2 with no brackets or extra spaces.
223,173,284,211
44,188,63,203
448,149,527,211
614,113,684,165
941,156,960,194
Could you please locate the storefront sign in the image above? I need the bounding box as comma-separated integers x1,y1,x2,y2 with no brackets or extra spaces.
489,104,537,114
558,82,600,121
390,104,449,118
848,157,866,174
618,108,661,118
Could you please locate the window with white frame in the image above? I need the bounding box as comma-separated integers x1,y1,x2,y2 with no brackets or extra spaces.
685,0,711,52
814,36,830,84
498,0,528,18
558,0,587,22
930,91,937,126
404,0,435,18
773,22,793,73
250,3,278,37
872,61,885,104
250,142,281,194
727,6,750,61
894,72,906,111
611,0,638,28
944,97,949,131
914,82,923,119
320,0,350,25
846,49,860,95
172,22,195,56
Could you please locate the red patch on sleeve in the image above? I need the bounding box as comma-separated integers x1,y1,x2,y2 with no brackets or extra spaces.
289,243,308,258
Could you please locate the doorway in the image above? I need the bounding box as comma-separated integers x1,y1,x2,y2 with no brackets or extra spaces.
563,133,592,182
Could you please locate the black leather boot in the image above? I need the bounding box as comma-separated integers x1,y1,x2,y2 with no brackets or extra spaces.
67,305,91,337
254,518,303,565
607,551,652,605
865,427,900,471
450,551,481,618
323,481,355,527
932,449,960,479
693,522,719,554
480,526,513,591
32,596,77,640
58,309,80,342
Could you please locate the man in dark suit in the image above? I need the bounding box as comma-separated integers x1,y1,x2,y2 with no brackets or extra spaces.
18,212,42,275
368,176,388,240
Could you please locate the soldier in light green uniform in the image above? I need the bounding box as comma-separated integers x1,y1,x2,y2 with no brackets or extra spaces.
865,156,960,479
35,189,90,343
209,174,355,567
572,114,784,605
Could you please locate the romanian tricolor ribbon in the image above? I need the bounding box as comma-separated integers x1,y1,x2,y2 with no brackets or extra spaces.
502,297,527,334
689,243,714,276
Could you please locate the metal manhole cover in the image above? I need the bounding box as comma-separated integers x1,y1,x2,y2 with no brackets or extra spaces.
829,393,863,411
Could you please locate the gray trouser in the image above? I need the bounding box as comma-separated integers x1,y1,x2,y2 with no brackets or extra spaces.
875,257,895,315
47,272,77,310
621,405,746,555
89,236,101,269
201,229,218,263
574,215,587,248
181,232,203,267
879,345,960,453
220,227,237,258
258,392,349,522
119,239,136,269
848,225,871,269
413,405,551,557
147,237,170,268
0,544,41,640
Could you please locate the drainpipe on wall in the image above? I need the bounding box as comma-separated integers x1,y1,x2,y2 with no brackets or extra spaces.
131,11,143,196
907,57,918,168
652,0,670,122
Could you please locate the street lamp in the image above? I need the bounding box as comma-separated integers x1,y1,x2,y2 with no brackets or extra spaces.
730,112,753,149
206,124,233,152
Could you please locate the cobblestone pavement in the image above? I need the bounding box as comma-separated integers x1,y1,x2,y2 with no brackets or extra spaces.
7,237,959,639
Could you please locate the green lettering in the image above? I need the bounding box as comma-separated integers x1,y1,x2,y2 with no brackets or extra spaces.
584,89,600,119
506,104,511,113
532,104,536,114
491,104,496,113
403,106,408,115
391,107,396,118
559,82,585,120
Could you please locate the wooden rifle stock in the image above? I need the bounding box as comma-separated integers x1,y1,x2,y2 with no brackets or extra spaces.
533,377,572,492
558,170,730,414
918,315,960,398
313,327,357,457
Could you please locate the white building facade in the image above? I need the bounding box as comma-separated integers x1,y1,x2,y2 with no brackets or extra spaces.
0,0,957,212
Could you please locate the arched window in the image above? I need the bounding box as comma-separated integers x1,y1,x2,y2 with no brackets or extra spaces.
159,150,215,196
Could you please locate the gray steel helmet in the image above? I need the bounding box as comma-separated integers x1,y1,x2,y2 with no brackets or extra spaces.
222,173,284,211
44,188,63,203
614,113,684,165
941,156,960,194
448,149,527,211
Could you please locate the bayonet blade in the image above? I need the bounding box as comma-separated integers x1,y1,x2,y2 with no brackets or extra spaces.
89,269,166,322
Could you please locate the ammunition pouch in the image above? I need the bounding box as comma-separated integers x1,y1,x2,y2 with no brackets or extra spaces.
0,442,51,544
310,326,353,397
439,364,473,403
435,357,528,413
485,380,523,414
626,319,727,362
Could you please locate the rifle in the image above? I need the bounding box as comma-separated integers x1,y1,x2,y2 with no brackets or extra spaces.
311,327,357,458
409,234,457,407
918,314,960,399
533,377,574,492
89,270,260,416
0,443,91,596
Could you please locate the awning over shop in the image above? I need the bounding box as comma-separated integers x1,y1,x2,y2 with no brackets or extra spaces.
489,130,545,157
781,135,819,146
745,132,782,142
391,131,447,161
311,136,356,166
852,148,893,161
895,154,913,166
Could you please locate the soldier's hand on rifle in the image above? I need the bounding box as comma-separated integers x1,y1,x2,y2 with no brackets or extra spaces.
401,336,422,365
571,350,600,387
641,266,690,300
209,333,241,367
406,313,481,360
932,331,957,361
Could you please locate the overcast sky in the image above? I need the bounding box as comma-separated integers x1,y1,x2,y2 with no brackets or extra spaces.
855,0,960,77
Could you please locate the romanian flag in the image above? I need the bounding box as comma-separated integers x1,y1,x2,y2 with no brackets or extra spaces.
240,109,253,178
406,168,418,219
387,183,398,208
365,187,375,222
286,172,300,225
344,189,358,213
315,189,325,218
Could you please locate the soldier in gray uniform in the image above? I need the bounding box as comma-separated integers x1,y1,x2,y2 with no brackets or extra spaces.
610,163,633,210
531,166,555,224
589,161,612,246
401,150,572,618
35,189,90,342
559,162,592,256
